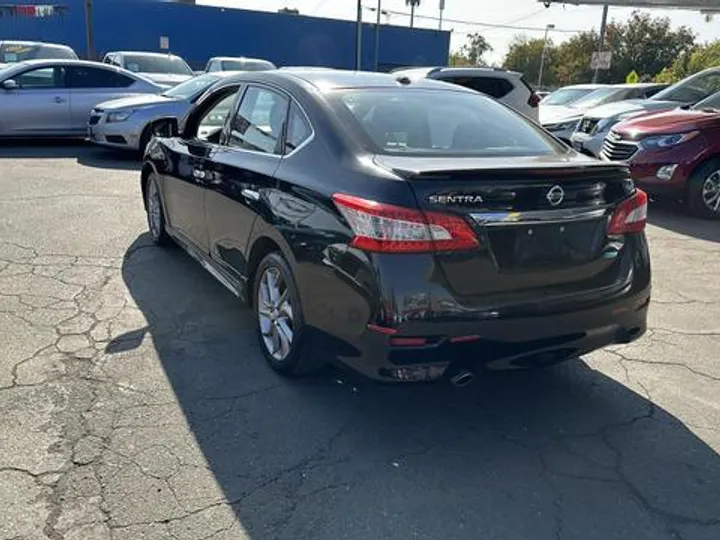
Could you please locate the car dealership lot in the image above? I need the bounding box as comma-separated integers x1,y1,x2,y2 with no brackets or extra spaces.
0,143,718,540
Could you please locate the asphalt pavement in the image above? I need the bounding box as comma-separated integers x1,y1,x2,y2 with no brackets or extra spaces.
0,141,719,540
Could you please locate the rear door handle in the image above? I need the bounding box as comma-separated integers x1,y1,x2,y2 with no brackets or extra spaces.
53,96,66,103
241,188,260,201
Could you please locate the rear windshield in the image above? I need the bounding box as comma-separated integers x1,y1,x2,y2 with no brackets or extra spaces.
0,43,76,63
652,70,720,104
123,55,192,75
221,59,276,71
541,87,596,106
330,89,563,157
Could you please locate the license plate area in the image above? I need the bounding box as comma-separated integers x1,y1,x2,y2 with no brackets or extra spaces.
487,219,606,270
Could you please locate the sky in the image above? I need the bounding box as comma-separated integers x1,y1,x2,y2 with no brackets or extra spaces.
198,0,720,64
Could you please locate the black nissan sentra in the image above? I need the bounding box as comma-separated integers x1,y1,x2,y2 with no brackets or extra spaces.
140,70,650,385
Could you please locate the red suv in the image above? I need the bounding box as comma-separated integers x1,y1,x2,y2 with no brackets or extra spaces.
601,91,720,219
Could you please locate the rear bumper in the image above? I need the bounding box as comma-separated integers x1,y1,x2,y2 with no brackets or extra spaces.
299,239,651,383
334,290,649,382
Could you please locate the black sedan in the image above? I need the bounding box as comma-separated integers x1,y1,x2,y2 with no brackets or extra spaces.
140,69,651,385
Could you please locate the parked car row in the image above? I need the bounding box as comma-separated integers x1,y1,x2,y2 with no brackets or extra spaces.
540,68,720,218
0,40,276,142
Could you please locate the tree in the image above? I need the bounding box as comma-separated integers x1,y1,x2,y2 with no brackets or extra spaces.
552,31,599,85
459,32,492,66
406,0,420,28
626,70,639,83
503,35,555,87
606,11,695,83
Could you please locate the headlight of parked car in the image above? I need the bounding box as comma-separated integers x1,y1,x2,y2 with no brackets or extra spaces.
544,120,579,132
639,131,699,150
106,110,135,123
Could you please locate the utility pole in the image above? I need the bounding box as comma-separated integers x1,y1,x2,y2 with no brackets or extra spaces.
374,0,381,72
592,5,609,83
355,0,362,70
84,0,95,60
439,0,445,31
537,23,554,89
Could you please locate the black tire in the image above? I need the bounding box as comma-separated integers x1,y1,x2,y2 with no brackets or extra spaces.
686,158,720,219
144,174,172,246
252,252,321,377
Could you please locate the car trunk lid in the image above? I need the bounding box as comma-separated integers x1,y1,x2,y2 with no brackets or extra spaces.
374,154,636,309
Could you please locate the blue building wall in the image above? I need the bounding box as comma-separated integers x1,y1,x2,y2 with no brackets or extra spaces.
1,0,450,71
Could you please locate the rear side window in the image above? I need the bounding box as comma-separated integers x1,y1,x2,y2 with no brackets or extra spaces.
285,102,312,154
69,67,134,88
330,89,562,157
439,75,514,99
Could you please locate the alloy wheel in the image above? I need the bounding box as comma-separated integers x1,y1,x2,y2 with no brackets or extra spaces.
702,171,720,214
147,180,162,239
257,266,294,361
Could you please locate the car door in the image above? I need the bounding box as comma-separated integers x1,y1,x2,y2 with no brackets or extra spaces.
203,84,290,278
161,87,242,252
68,65,140,135
0,65,70,135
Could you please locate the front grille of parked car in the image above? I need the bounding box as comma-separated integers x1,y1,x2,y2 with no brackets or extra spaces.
88,115,101,125
601,131,638,161
577,117,599,135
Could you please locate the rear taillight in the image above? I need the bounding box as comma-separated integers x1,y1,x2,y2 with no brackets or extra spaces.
332,193,479,253
607,189,648,234
528,93,541,108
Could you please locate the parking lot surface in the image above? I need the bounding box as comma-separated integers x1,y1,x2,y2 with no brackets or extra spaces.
1,142,719,540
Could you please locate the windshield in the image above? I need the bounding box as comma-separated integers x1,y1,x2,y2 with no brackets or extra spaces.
123,55,192,75
693,90,720,111
0,43,76,63
330,89,563,157
652,70,720,104
569,87,625,109
221,59,275,71
541,87,596,106
163,74,221,100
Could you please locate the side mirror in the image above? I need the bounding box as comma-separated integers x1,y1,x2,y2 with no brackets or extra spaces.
152,118,179,138
2,79,19,91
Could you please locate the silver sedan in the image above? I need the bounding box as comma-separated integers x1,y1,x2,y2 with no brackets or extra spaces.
0,59,163,138
87,72,241,153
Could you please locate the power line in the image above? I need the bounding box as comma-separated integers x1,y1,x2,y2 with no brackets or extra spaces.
361,6,585,33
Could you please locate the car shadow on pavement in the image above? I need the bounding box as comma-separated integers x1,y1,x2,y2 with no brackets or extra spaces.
110,234,720,540
648,199,720,243
0,139,140,171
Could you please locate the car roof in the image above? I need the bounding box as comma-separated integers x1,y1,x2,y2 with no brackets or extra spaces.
393,66,523,78
109,51,183,59
608,83,667,89
220,69,476,94
209,56,271,62
6,59,125,68
557,84,608,90
0,40,72,49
